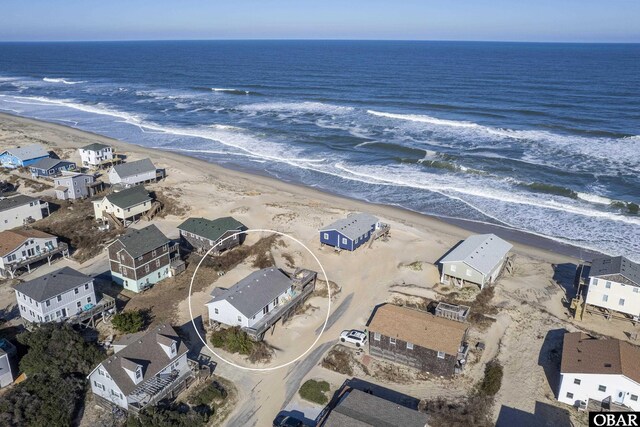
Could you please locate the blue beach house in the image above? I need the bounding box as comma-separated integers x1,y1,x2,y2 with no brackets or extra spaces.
29,158,76,178
319,212,383,251
0,144,51,169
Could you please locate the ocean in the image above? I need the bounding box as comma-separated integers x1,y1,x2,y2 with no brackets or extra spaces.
0,41,638,260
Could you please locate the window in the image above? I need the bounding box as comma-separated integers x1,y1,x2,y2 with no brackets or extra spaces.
94,381,105,391
620,299,625,306
137,256,143,261
85,284,89,290
77,301,81,308
437,351,446,359
374,332,381,341
451,265,457,272
598,385,606,392
135,368,142,379
606,281,611,289
341,237,347,245
632,395,638,402
74,288,79,294
87,297,92,303
122,268,127,277
389,337,396,345
214,308,219,314
155,259,160,268
57,295,62,302
323,233,329,240
466,269,472,277
273,297,279,306
98,368,104,376
237,316,242,322
592,278,598,286
407,342,414,350
634,288,639,293
574,378,581,385
145,264,150,273
566,392,574,399
152,250,157,257
602,295,609,302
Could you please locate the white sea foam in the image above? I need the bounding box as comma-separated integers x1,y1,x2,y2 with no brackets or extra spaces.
240,101,353,115
43,77,86,85
576,192,614,205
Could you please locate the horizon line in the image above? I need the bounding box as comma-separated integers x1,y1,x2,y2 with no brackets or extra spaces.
1,38,639,45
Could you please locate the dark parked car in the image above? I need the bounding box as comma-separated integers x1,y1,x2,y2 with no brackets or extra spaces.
273,414,305,427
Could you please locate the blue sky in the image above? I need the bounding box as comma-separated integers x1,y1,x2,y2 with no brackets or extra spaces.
1,0,639,42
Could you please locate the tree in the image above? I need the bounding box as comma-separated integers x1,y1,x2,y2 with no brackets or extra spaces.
112,310,146,334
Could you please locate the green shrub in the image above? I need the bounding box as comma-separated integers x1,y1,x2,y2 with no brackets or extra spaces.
299,379,330,405
478,361,503,397
189,382,228,407
112,310,146,333
209,327,254,355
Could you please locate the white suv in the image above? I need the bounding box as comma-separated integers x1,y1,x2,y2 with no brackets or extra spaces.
340,330,368,347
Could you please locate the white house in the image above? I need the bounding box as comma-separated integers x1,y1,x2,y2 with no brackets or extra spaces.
0,194,49,231
87,323,192,412
13,266,97,324
0,228,68,278
108,159,161,188
206,267,316,341
585,256,640,318
92,186,152,226
558,332,640,411
79,142,114,167
439,234,513,289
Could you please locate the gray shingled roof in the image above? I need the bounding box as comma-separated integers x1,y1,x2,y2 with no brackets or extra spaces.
13,267,92,302
590,256,640,287
115,224,170,259
98,323,188,396
81,142,110,151
177,217,245,242
29,158,76,171
208,268,292,318
0,194,38,213
2,144,49,161
319,213,379,241
439,234,513,276
112,158,156,178
104,186,151,209
324,389,428,427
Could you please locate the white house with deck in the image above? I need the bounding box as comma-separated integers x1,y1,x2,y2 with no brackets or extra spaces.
585,256,640,319
439,233,513,289
87,323,192,412
108,158,162,188
0,194,49,231
13,267,97,324
79,142,114,167
558,331,640,411
0,228,68,278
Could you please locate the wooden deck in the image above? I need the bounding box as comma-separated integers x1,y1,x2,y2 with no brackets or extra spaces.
0,242,69,278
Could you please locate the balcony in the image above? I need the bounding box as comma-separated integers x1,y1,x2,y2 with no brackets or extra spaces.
127,366,195,413
1,242,69,278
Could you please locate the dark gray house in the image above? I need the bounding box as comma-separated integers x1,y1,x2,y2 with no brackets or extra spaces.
29,158,77,178
322,388,428,427
368,304,469,377
177,216,246,254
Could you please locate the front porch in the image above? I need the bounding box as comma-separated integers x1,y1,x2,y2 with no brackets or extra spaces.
0,242,69,278
127,362,196,414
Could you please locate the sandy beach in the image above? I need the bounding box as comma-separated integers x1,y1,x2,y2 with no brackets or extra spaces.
2,111,629,426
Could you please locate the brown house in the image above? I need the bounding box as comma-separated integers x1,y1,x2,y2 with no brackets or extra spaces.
368,304,469,377
108,224,180,293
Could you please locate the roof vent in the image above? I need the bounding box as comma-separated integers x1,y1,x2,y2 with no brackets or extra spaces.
605,363,612,367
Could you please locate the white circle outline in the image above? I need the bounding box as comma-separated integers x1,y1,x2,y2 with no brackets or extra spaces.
188,229,331,371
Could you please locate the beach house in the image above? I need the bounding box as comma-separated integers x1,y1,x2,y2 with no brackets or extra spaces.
0,144,51,168
79,142,114,167
54,171,103,200
558,331,640,411
92,186,153,227
13,267,98,324
87,323,194,413
108,158,163,188
439,233,513,289
0,229,69,278
177,216,246,254
322,387,428,427
319,212,387,251
107,224,181,293
0,339,18,388
584,256,640,321
368,304,469,377
206,267,317,340
29,158,76,178
0,194,49,231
